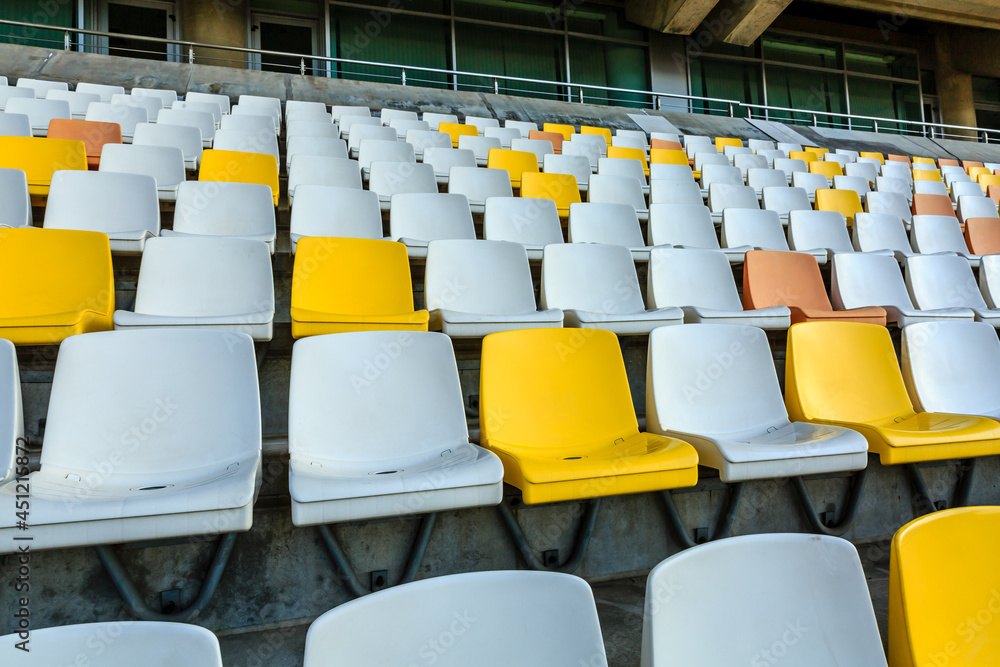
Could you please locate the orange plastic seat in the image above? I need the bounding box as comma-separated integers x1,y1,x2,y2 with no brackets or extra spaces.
439,122,478,148
937,158,959,168
47,118,122,170
529,130,563,154
743,250,886,325
887,154,911,164
988,184,1000,205
809,161,844,179
579,126,611,143
650,148,689,166
964,217,1000,255
607,145,649,176
963,160,984,173
650,138,683,151
911,193,956,218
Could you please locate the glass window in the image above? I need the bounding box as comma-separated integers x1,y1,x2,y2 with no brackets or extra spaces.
764,65,846,125
763,34,841,69
454,0,562,30
690,57,761,116
844,45,917,80
847,77,921,131
921,69,936,97
976,109,1000,131
973,76,1000,105
566,5,645,41
0,0,74,49
345,0,449,14
570,37,648,107
455,24,565,99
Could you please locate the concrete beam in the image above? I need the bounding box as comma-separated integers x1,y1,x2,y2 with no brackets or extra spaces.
625,0,721,35
804,0,1000,32
704,0,795,46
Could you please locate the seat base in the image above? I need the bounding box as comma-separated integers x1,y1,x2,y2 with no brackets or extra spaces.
430,308,563,337
563,308,683,335
790,306,887,326
681,305,791,329
292,483,502,525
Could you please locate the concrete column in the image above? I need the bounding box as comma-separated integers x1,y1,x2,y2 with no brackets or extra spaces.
934,26,978,137
181,0,248,69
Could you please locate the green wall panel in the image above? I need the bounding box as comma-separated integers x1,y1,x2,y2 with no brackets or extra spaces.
0,0,74,49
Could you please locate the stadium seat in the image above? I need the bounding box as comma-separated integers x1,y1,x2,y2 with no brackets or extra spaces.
529,129,564,153
487,148,539,189
786,320,1000,464
168,181,277,252
110,93,162,123
227,105,279,136
448,166,512,213
761,185,810,225
212,128,280,163
513,137,555,168
113,237,274,340
3,83,42,104
457,135,501,166
464,115,499,135
957,194,998,224
370,162,438,210
237,94,282,124
131,87,178,108
815,188,863,226
607,145,649,177
133,121,201,170
44,171,159,253
0,136,87,197
564,134,605,169
346,123,396,158
389,193,476,257
287,119,339,140
911,193,956,219
887,506,1000,667
291,238,429,337
649,147,688,167
436,121,477,148
288,156,362,205
914,181,948,199
303,571,605,666
866,191,912,228
833,174,871,201
616,129,648,147
831,253,973,326
860,151,885,164
331,105,371,124
846,161,879,183
357,138,415,177
100,143,186,202
641,534,885,666
581,125,612,144
0,110,31,137
185,91,230,116
0,328,260,552
84,102,147,142
47,118,122,170
484,126,522,149
378,107,416,125
910,214,979,264
746,167,787,197
158,107,216,146
588,173,648,220
483,196,563,259
905,254,999,326
543,153,591,191
387,118,429,140
648,203,749,263
541,243,682,333
951,180,987,203
744,250,886,325
708,183,759,223
45,89,100,120
808,160,843,183
964,216,1000,255
649,163,694,183
722,209,826,263
480,327,697,503
504,119,537,136
423,146,477,183
199,149,280,206
876,175,913,203
0,168,31,228
774,158,808,183
5,97,70,136
520,172,581,217
647,248,790,328
425,240,562,335
290,186,382,254
0,337,20,483
700,163,742,192
0,621,223,666
543,122,575,140
600,156,649,196
787,209,857,261
421,112,458,130
649,179,702,205
568,202,649,260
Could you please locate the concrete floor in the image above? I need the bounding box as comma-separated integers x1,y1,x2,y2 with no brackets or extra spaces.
217,537,893,667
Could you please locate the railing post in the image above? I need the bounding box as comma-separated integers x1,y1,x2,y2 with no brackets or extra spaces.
188,46,194,64
578,87,583,104
493,78,499,95
300,57,306,76
728,102,734,117
401,69,407,86
812,113,818,127
63,31,70,51
874,120,879,133
655,95,660,110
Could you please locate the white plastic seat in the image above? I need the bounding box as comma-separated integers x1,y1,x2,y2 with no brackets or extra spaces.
541,243,682,334
722,208,827,263
424,147,476,183
910,214,980,265
912,163,938,173
852,213,915,260
876,175,913,203
286,108,332,125
832,252,973,327
641,534,886,666
286,120,339,140
747,167,787,198
113,237,274,340
0,111,30,137
131,87,179,108
824,153,851,169
649,180,702,205
45,89,100,119
512,138,554,168
220,112,276,137
943,169,971,187
158,107,216,146
289,332,503,524
980,254,1000,309
707,183,759,223
568,202,650,261
389,192,475,257
98,143,185,202
379,107,417,124
448,166,512,213
588,173,647,221
543,153,591,191
833,174,871,201
167,181,277,252
952,180,986,203
483,196,563,259
421,112,458,130
0,339,21,484
647,248,790,328
693,152,728,175
748,138,775,152
906,254,1000,326
426,239,562,336
866,190,912,228
290,186,382,254
792,171,829,204
237,94,282,124
229,103,279,135
613,134,647,151
845,161,878,183
700,163,742,191
458,135,502,166
0,328,261,552
387,118,429,140
346,123,396,159
465,115,499,135
913,180,948,197
285,135,348,170
776,142,802,153
405,128,451,160
762,185,810,225
0,621,223,666
835,149,860,161
787,209,858,262
504,119,537,136
902,321,1000,418
0,168,32,227
44,171,159,253
212,127,280,163
484,126,522,150
881,161,913,182
358,138,415,177
371,162,438,210
330,105,371,124
562,136,602,170
649,163,694,182
111,93,163,123
0,87,33,113
732,152,766,177
15,78,68,98
5,98,70,136
288,156,362,205
773,157,808,183
84,102,147,142
341,116,385,142
958,194,999,223
755,149,786,168
599,156,648,194
185,91,230,116
648,203,749,263
684,135,715,158
647,324,867,480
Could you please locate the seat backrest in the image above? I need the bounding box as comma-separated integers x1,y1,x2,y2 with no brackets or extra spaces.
642,533,885,667
0,86,35,111
424,146,477,176
530,129,564,152
426,239,537,315
0,136,87,193
912,192,956,217
84,102,147,135
484,126,523,149
347,123,396,153
286,135,348,163
133,122,200,161
185,91,230,115
486,148,539,182
378,107,417,124
563,136,603,167
762,185,810,217
542,122,575,140
369,162,438,198
421,112,458,130
815,188,862,220
0,168,31,227
198,149,278,204
649,180,702,206
958,194,999,222
238,94,281,121
541,243,645,315
132,87,179,107
512,137,555,162
721,209,787,250
483,196,563,246
303,571,606,667
357,138,415,170
647,247,742,312
913,180,948,197
866,191,912,224
6,97,71,129
845,161,878,182
220,112,275,135
330,104,371,123
288,155,362,192
542,153,591,186
746,167,787,190
567,202,644,248
447,167,512,203
287,120,339,139
831,252,914,311
111,94,163,122
46,119,123,159
599,156,647,185
649,163,694,181
520,172,581,211
964,216,1000,255
46,89,101,116
743,250,830,310
465,115,499,134
0,110,31,137
211,127,279,161
16,78,68,98
853,213,912,255
774,158,808,178
588,173,647,212
901,321,1000,415
693,152,729,171
785,320,914,424
700,163,742,188
881,162,912,181
787,210,852,252
174,181,276,236
905,253,987,310
648,204,720,249
649,148,688,166
910,214,970,255
158,108,215,140
389,193,476,242
290,185,382,245
707,183,758,213
45,170,159,237
439,121,479,147
99,143,185,191
832,175,870,198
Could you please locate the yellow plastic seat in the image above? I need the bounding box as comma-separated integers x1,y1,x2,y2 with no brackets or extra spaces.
785,321,1000,465
580,126,611,144
911,156,935,165
439,121,478,148
912,169,943,184
715,137,742,152
650,148,688,166
0,228,114,344
970,166,992,182
543,123,576,141
860,151,885,164
519,172,581,217
290,237,429,338
789,150,819,163
809,161,844,180
479,328,698,504
607,145,649,177
889,506,1000,667
199,149,280,206
979,173,1000,192
815,188,863,225
487,148,539,189
0,136,87,197
805,146,829,156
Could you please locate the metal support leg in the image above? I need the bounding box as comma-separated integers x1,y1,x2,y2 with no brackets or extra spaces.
659,482,744,549
791,467,869,537
317,512,438,598
905,459,977,517
95,533,238,622
497,498,600,573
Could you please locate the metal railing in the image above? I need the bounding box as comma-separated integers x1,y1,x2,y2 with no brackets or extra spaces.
1,17,998,143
